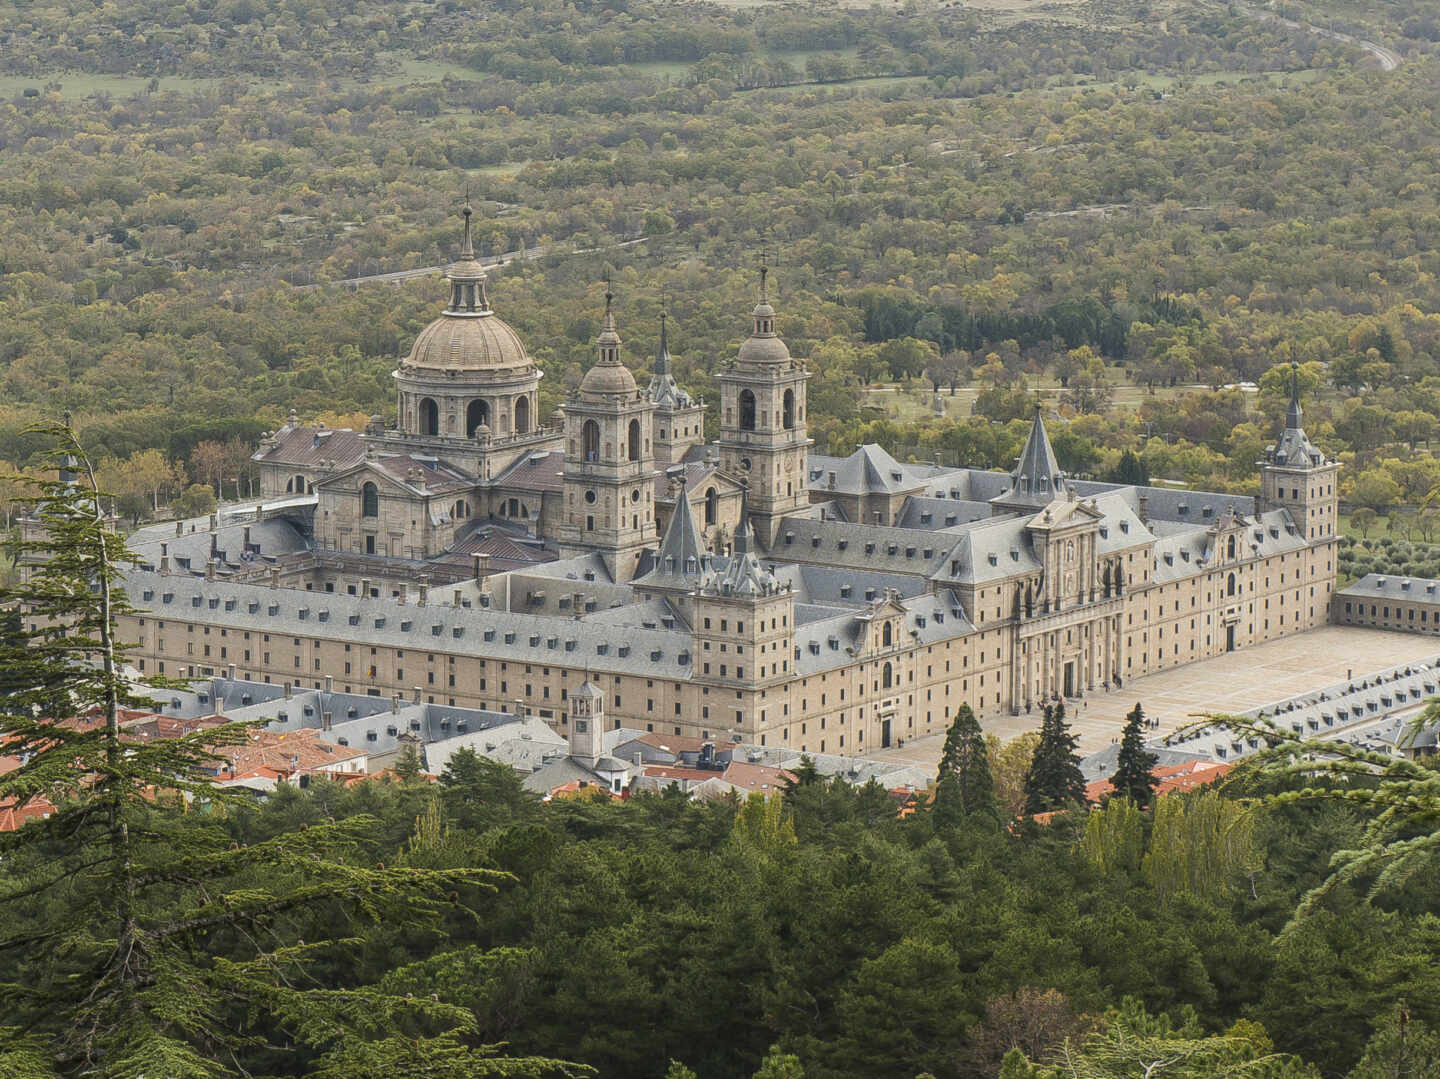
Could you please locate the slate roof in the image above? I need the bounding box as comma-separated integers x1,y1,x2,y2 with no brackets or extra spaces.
993,410,1068,509
893,496,995,531
254,425,367,470
805,445,956,497
492,450,566,494
128,514,311,576
1338,573,1440,605
765,517,952,576
125,570,697,679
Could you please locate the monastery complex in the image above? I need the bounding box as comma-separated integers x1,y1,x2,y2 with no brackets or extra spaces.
112,212,1342,754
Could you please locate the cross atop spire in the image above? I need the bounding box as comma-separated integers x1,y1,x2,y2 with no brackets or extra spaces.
759,252,769,305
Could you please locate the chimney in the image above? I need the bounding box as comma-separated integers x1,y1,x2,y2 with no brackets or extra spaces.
284,681,292,699
412,685,422,704
269,566,280,589
205,559,217,581
418,576,429,606
473,552,490,580
243,525,252,552
1137,493,1149,525
634,750,643,768
513,698,524,720
227,663,236,680
391,694,402,713
322,710,332,731
359,577,370,599
1252,494,1262,517
176,520,184,536
324,675,333,694
159,542,170,575
209,531,219,558
209,513,218,532
256,503,265,522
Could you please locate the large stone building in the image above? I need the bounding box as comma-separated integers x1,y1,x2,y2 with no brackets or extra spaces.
112,217,1340,753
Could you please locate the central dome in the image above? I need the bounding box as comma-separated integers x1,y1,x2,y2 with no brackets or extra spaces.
404,312,532,374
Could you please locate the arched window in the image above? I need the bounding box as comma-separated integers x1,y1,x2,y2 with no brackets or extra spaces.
882,621,893,648
628,419,641,461
1227,572,1237,598
419,398,439,436
582,420,600,462
467,400,489,437
1227,534,1236,560
739,389,757,431
361,482,379,519
514,396,530,434
882,662,893,690
704,486,717,526
782,388,795,430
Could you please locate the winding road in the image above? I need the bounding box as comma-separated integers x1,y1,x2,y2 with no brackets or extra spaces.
301,235,650,291
1238,2,1400,72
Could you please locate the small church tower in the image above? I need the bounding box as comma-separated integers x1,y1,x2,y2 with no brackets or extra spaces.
558,289,658,581
568,679,605,768
717,263,811,545
1260,364,1339,541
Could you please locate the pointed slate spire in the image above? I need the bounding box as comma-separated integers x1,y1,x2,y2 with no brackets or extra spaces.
1285,361,1303,431
1008,405,1066,504
655,308,671,377
655,480,704,576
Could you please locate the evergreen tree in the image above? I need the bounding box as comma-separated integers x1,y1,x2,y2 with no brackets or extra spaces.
933,703,999,824
1023,703,1087,814
0,424,580,1078
1110,701,1159,806
1108,449,1150,487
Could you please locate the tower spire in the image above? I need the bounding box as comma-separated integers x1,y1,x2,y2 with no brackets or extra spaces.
1286,361,1303,430
656,306,670,376
444,200,489,314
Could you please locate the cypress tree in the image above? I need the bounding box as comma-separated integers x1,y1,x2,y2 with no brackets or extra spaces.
1110,701,1159,806
0,423,578,1078
933,703,999,823
1022,702,1087,814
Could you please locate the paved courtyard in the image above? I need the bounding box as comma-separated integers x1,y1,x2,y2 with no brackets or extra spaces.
872,626,1440,769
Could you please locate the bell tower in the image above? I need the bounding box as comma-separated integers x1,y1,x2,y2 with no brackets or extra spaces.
558,289,658,582
717,263,811,545
1260,364,1339,541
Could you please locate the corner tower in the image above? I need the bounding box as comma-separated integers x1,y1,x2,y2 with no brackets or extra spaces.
558,290,658,582
1260,364,1339,541
717,264,811,544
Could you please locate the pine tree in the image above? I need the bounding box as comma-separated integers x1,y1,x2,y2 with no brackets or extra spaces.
0,423,582,1078
1110,702,1159,806
1023,703,1087,814
933,703,999,824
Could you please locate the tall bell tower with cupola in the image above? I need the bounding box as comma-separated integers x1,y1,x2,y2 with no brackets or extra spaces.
558,289,658,582
717,263,811,545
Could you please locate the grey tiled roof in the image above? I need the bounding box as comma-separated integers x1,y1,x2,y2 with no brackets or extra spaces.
125,569,697,679
1338,573,1440,604
805,446,957,497
893,496,995,531
764,517,953,576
